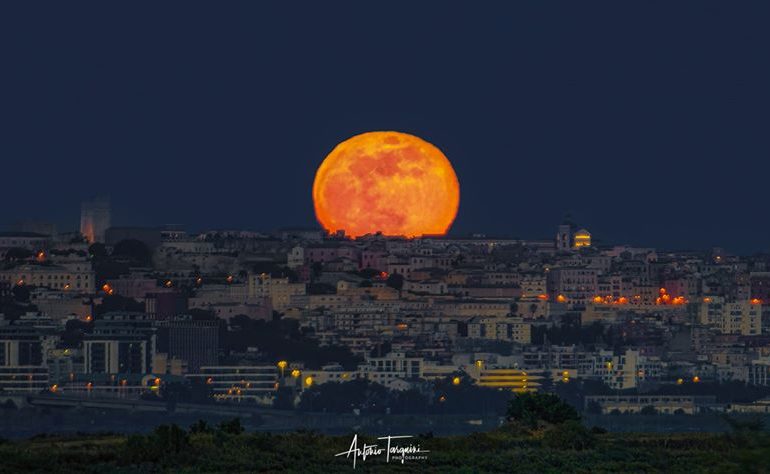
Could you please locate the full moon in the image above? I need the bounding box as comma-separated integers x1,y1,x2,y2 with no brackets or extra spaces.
313,131,460,238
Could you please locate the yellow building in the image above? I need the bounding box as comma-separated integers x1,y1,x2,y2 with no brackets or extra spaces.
468,367,543,393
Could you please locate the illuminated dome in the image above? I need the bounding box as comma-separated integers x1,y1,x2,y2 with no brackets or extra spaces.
573,228,591,248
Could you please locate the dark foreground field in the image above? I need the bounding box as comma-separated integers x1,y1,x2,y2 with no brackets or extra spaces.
0,422,768,473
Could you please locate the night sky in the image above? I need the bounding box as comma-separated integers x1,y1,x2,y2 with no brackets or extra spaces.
1,2,768,253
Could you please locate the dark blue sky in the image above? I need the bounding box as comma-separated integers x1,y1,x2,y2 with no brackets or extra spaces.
1,2,768,253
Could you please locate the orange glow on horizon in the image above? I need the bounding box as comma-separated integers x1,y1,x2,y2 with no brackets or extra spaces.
313,132,460,238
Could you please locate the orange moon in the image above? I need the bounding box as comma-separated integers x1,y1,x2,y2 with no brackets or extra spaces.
313,131,460,238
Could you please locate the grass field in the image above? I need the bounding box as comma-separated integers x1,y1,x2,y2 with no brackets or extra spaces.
0,422,768,473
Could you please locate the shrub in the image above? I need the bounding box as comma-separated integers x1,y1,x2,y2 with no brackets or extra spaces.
506,392,580,429
218,418,245,435
542,420,596,450
640,405,658,416
723,415,765,433
123,424,190,462
189,419,212,434
154,424,190,454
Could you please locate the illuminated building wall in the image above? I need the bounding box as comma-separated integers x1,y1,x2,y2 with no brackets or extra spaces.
80,196,111,243
186,365,278,402
573,229,591,248
469,367,543,393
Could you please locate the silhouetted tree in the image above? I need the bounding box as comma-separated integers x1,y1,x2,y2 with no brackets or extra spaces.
94,294,144,315
506,392,580,429
4,247,32,262
88,242,107,259
11,285,30,302
273,387,296,410
542,420,595,450
189,419,213,434
218,418,244,435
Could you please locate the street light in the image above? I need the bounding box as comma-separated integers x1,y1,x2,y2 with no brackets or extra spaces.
452,376,461,386
277,360,288,377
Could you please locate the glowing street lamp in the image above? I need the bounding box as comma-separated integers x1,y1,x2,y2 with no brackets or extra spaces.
291,369,301,378
452,376,461,386
304,376,313,388
277,360,288,377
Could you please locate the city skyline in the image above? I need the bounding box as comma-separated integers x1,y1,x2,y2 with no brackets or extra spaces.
2,195,765,257
4,2,770,471
2,2,770,253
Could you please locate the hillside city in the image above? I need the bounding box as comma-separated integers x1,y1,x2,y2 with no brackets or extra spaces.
1,196,770,423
